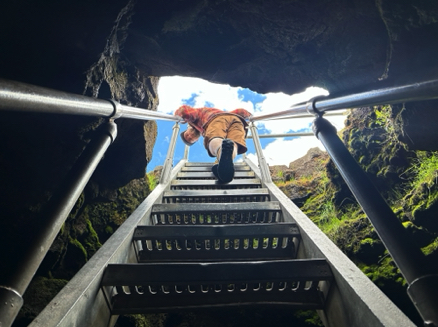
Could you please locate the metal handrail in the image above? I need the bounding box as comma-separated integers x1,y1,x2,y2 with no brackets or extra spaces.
0,79,180,122
251,79,438,121
3,78,438,125
264,110,347,120
247,132,314,138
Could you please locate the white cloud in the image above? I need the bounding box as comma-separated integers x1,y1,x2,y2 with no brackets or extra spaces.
246,136,325,166
156,76,347,167
158,76,334,133
255,87,330,133
157,76,253,114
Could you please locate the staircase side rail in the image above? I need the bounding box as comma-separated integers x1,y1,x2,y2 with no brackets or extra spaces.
0,78,180,122
251,79,438,122
28,160,187,327
244,157,416,327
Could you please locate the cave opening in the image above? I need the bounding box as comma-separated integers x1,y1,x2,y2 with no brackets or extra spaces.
148,75,341,171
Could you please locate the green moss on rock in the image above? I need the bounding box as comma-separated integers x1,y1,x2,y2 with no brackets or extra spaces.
358,255,403,287
271,105,438,325
16,276,68,326
421,237,438,256
68,236,88,261
115,314,166,327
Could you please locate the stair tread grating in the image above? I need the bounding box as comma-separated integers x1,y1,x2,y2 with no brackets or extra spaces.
152,202,281,213
177,171,255,179
151,202,282,224
133,223,300,262
171,179,262,190
163,188,270,203
101,260,332,314
185,162,249,167
182,166,251,172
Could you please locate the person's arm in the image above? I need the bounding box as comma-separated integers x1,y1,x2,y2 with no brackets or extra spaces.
231,108,252,119
174,105,198,123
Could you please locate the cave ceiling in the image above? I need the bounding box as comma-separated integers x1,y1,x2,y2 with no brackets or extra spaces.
1,0,438,96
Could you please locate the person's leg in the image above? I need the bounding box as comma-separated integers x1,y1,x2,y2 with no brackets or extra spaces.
204,115,241,183
226,120,247,155
209,137,238,159
208,138,224,180
215,117,246,182
216,138,235,183
208,137,238,182
214,118,249,183
208,137,223,157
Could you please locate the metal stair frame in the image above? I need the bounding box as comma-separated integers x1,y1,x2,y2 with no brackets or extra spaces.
244,157,415,327
29,158,416,327
100,160,334,315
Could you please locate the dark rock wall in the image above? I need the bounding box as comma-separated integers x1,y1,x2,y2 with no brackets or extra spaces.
127,0,390,94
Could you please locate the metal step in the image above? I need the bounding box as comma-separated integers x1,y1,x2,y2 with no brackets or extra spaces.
163,188,270,203
151,202,282,224
101,259,333,314
182,166,251,172
177,171,255,179
133,223,300,262
185,162,248,167
171,178,261,190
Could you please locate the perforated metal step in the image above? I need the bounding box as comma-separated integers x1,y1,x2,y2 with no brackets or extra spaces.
134,223,300,262
181,165,251,172
101,259,333,314
171,178,262,190
177,171,255,179
162,188,270,203
184,162,248,167
151,202,282,224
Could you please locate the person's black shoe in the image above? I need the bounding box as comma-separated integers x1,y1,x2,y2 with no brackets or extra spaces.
217,139,235,183
212,164,221,181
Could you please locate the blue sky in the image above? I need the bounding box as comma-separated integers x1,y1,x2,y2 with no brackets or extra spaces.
147,77,346,172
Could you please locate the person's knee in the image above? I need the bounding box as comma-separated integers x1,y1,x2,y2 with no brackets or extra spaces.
208,138,223,156
232,143,237,159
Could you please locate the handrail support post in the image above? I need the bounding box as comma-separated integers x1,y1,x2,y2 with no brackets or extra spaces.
160,122,180,184
0,120,118,327
249,122,272,183
312,116,438,326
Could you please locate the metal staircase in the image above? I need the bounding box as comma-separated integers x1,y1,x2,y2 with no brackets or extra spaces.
100,162,333,315
2,79,432,327
28,161,418,327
